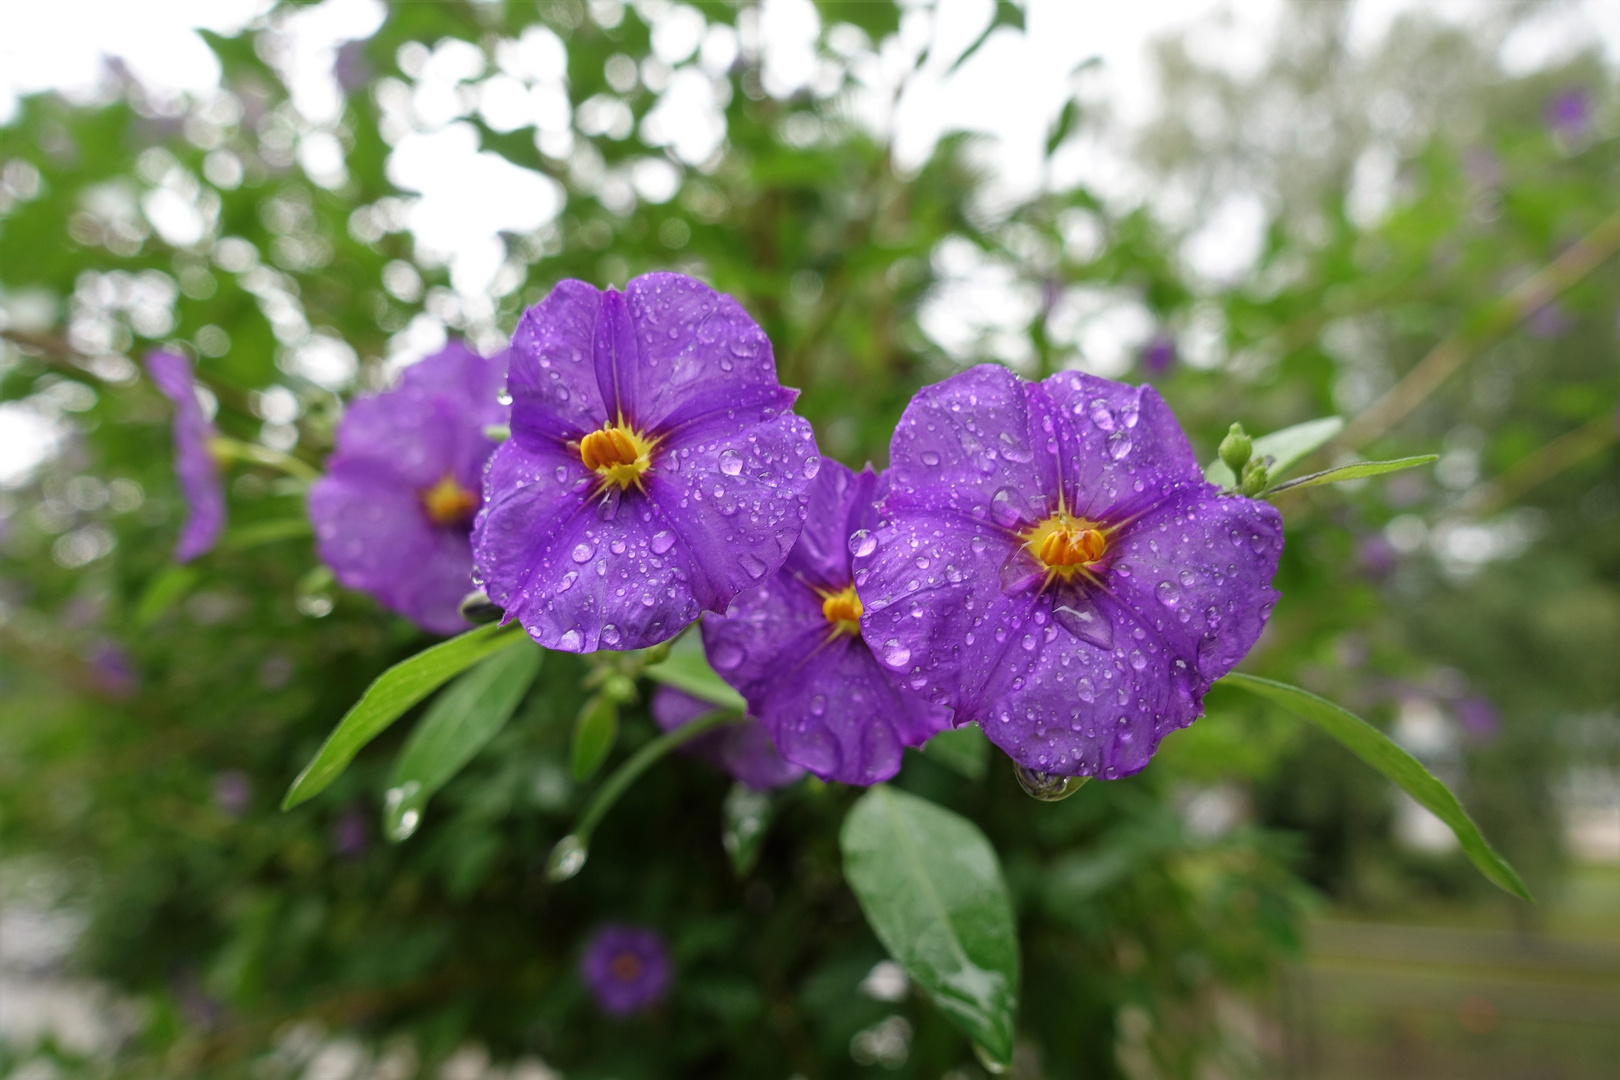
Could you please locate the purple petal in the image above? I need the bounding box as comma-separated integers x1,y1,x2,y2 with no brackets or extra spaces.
580,924,672,1017
507,280,615,445
146,350,224,562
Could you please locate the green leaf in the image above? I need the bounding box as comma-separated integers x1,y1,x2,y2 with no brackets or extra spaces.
642,629,747,712
841,785,1020,1066
382,642,542,842
722,782,773,877
133,564,199,628
1221,673,1531,901
1264,454,1439,495
571,695,620,782
281,623,526,810
222,517,313,550
921,724,990,781
1205,416,1344,489
945,0,1026,76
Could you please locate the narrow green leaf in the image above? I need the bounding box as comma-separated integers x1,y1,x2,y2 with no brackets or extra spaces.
921,724,990,781
722,782,772,877
571,695,619,782
222,517,313,549
1264,454,1439,495
1205,416,1345,488
945,0,1026,76
1222,672,1531,901
133,564,199,628
642,629,747,711
841,786,1020,1066
281,623,526,810
382,642,542,842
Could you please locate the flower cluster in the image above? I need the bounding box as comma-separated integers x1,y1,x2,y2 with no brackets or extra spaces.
163,272,1282,785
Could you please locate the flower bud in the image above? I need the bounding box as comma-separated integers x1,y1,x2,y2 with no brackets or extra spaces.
1218,422,1252,478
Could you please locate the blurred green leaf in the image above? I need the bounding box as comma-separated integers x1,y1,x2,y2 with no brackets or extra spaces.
1265,454,1439,495
282,623,526,809
945,0,1026,76
841,785,1020,1067
571,694,620,782
1222,673,1531,900
132,564,199,628
921,723,990,781
1205,416,1345,488
382,642,543,841
643,629,747,711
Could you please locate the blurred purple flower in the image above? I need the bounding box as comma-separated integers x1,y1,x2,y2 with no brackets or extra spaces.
147,350,224,562
333,807,368,860
1454,695,1501,744
87,640,138,698
580,924,672,1017
1356,534,1397,579
1546,87,1591,140
309,342,508,635
1526,300,1573,339
1140,333,1177,377
213,770,252,817
472,273,818,653
855,365,1283,780
701,460,949,785
650,686,804,791
333,40,372,96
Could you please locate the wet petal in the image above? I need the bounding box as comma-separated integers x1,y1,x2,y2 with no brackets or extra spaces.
147,350,224,562
507,280,614,443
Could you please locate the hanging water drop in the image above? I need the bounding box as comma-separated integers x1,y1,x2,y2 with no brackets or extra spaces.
1014,766,1089,802
546,834,588,882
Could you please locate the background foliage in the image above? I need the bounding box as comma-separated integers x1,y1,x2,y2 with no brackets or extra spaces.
1,1,1616,1077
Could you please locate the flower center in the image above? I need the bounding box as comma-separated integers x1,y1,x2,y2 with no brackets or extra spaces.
1024,512,1108,580
579,421,655,491
820,585,863,637
609,952,642,982
420,475,479,527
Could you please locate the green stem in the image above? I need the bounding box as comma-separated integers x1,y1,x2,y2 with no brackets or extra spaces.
210,436,321,482
574,710,747,843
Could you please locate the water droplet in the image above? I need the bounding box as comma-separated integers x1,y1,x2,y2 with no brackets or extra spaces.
849,530,877,558
810,694,827,716
1015,766,1088,802
881,640,911,668
558,629,583,651
601,624,621,647
1155,580,1180,607
739,552,768,579
1107,431,1133,460
650,530,676,554
990,488,1022,527
383,781,424,842
1179,569,1197,588
1087,399,1115,431
709,641,745,670
1053,594,1113,649
719,449,744,476
920,450,942,466
546,834,588,882
571,540,595,563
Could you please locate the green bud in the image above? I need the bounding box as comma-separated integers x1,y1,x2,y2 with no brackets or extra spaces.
1238,458,1270,497
1218,422,1253,477
601,673,637,704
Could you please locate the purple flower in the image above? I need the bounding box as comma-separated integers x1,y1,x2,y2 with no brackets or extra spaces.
580,923,672,1017
147,350,225,562
1454,695,1501,744
854,365,1283,780
332,806,368,860
650,685,805,791
309,342,508,635
472,273,819,653
333,40,372,97
1140,333,1177,378
213,770,252,817
87,640,138,699
1546,87,1591,140
701,460,950,785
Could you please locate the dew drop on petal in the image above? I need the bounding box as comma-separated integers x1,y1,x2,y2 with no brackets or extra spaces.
849,529,877,558
1155,580,1180,607
719,449,743,476
920,450,942,467
709,641,744,670
739,552,768,579
650,530,676,554
881,640,911,668
571,541,595,563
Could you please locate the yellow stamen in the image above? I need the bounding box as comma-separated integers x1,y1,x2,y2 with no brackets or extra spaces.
819,584,863,637
420,475,479,527
578,420,656,491
1023,511,1109,581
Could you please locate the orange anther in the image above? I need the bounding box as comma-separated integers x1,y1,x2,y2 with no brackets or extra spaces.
821,585,864,635
420,475,479,527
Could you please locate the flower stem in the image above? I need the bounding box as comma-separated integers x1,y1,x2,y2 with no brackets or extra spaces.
210,436,321,482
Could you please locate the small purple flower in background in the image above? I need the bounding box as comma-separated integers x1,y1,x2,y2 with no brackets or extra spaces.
1140,333,1177,378
309,342,508,635
855,365,1283,781
213,770,252,818
702,460,950,785
580,923,672,1017
651,685,805,791
332,806,368,860
1454,695,1501,744
1355,533,1398,579
333,39,372,97
1526,300,1573,339
147,350,225,562
1546,86,1591,141
472,273,819,653
87,640,138,699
